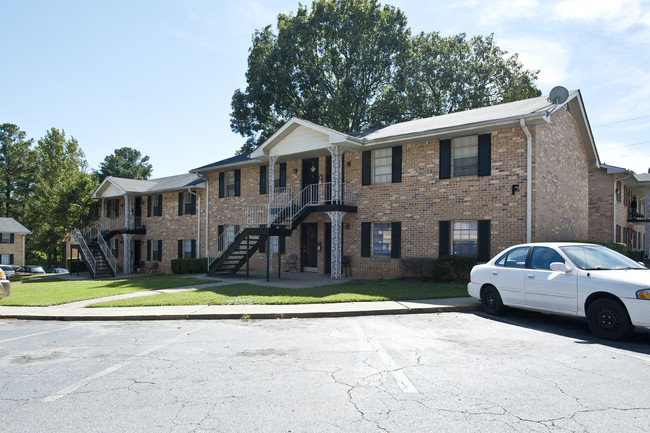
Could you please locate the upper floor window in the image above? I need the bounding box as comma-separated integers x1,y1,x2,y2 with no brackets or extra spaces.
616,181,621,202
0,233,13,244
219,170,240,198
440,134,491,179
362,146,402,185
259,163,287,194
178,191,196,216
149,194,163,217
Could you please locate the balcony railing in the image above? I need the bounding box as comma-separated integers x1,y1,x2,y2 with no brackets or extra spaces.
100,216,146,232
628,210,650,223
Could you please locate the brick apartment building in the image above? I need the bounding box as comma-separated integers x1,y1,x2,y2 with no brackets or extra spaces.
0,218,31,267
84,89,634,279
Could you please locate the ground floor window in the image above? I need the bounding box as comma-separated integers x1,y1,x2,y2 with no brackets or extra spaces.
111,239,119,257
1,254,13,265
616,225,621,243
372,223,392,257
452,221,478,257
178,239,196,258
218,225,239,251
147,240,162,262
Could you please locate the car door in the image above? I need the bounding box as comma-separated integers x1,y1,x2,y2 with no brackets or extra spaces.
524,246,578,312
490,246,530,306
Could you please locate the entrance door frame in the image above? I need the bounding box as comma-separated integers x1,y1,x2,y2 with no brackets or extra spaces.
301,222,318,273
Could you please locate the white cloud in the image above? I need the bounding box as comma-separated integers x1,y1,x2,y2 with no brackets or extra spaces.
553,0,650,33
499,37,570,90
451,0,541,24
598,140,650,174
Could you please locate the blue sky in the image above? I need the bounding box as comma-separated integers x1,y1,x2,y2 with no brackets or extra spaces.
2,0,649,177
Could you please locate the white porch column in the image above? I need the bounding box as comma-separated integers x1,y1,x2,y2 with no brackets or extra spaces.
328,145,343,203
101,198,106,230
123,194,132,229
327,211,345,279
267,156,278,274
122,233,133,275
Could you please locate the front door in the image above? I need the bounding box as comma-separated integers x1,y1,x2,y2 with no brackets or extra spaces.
302,158,320,205
301,223,318,272
133,240,141,272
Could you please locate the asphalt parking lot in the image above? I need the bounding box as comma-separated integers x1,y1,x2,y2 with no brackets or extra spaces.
1,311,649,432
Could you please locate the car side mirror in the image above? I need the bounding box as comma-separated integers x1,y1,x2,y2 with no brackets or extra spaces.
550,262,571,273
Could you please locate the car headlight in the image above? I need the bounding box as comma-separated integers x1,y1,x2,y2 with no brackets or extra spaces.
637,289,650,300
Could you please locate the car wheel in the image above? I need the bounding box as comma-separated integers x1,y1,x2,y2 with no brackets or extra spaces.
586,298,633,340
482,285,505,315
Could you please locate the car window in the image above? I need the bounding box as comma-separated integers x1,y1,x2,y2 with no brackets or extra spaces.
561,245,646,270
495,246,529,268
530,247,565,270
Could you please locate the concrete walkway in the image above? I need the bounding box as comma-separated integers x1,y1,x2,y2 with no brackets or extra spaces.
0,271,481,321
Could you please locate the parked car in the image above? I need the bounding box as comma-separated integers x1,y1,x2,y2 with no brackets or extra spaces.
14,265,46,276
47,268,70,274
0,265,15,278
0,266,9,298
468,242,650,340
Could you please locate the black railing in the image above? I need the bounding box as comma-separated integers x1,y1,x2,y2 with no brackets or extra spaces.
628,209,650,223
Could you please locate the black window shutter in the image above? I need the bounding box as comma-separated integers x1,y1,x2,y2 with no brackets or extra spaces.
362,151,371,185
178,240,183,258
218,172,225,198
361,222,371,257
191,194,196,215
9,254,13,265
478,134,491,177
178,192,183,216
391,221,401,258
191,239,196,258
157,194,163,216
439,221,451,257
218,225,224,237
147,196,152,217
440,140,451,179
392,146,402,183
260,166,267,194
279,163,287,188
157,240,162,261
279,236,286,255
259,238,266,253
478,220,491,262
10,233,14,244
147,240,151,261
235,169,241,196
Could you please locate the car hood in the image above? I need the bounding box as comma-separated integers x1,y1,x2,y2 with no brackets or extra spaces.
586,269,650,287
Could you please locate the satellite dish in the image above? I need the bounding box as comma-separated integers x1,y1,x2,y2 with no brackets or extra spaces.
548,86,569,105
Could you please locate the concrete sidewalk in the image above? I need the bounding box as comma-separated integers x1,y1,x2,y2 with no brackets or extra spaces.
0,270,480,321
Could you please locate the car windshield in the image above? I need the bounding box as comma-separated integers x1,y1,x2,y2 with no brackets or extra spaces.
560,245,647,270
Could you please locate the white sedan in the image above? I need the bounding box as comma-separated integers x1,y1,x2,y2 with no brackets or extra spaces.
468,242,650,340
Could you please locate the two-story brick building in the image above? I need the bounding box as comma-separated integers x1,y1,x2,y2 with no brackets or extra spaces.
0,218,31,266
84,89,608,279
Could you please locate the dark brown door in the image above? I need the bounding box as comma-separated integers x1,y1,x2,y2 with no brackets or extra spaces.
301,223,318,272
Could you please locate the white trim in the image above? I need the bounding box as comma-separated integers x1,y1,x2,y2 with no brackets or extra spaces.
520,118,532,243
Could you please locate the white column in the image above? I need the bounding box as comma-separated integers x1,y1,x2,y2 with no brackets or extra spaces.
122,233,133,275
267,156,278,274
123,194,132,229
327,211,345,279
101,198,106,230
328,145,342,203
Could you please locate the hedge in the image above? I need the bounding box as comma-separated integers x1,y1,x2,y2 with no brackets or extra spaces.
433,255,476,284
171,258,208,274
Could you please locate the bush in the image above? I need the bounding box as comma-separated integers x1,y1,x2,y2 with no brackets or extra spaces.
171,258,208,274
400,257,436,281
627,250,645,262
433,255,476,283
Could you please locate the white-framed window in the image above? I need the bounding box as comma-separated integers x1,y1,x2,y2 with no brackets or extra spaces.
452,221,478,257
1,254,12,265
184,192,193,214
152,195,162,216
373,148,392,184
183,240,193,258
219,225,239,251
111,239,119,257
452,135,479,177
225,171,236,197
0,233,10,243
372,223,392,258
152,240,161,262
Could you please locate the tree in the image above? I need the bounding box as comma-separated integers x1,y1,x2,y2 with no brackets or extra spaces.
0,123,36,219
231,0,541,153
25,128,97,268
94,147,153,182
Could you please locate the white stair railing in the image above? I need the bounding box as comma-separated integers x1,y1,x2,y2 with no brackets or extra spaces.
74,228,96,276
97,231,117,275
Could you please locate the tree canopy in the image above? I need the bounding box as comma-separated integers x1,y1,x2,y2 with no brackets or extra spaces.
231,0,541,153
0,123,35,219
94,147,152,182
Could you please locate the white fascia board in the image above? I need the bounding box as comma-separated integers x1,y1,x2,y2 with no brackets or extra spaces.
567,91,600,168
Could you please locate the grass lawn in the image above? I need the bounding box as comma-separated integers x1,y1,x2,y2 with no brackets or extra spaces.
89,279,468,307
0,275,212,307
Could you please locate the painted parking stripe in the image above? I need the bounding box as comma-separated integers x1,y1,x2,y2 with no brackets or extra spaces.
0,324,85,344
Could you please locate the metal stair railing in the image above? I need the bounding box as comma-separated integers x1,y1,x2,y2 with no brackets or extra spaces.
97,231,117,276
74,228,96,277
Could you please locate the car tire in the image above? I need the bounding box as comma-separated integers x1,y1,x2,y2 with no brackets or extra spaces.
586,298,633,340
482,285,505,315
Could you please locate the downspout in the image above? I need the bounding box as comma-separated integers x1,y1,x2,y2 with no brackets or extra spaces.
187,187,201,258
195,174,209,258
520,118,532,243
613,180,617,243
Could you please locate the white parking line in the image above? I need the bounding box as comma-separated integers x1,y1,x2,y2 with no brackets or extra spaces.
0,324,85,344
43,325,205,402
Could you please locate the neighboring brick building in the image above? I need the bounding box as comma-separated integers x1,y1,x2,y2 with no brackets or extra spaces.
0,218,31,266
588,165,649,257
82,89,615,278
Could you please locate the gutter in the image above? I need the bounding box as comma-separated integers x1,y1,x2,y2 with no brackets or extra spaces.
520,118,532,243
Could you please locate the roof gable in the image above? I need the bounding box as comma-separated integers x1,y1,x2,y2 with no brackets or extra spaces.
0,218,31,234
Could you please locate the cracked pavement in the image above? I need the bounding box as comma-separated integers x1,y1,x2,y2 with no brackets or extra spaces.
1,310,649,432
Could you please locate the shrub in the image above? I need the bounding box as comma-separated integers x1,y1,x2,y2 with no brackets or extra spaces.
400,257,436,281
433,255,476,283
627,250,645,262
171,258,208,274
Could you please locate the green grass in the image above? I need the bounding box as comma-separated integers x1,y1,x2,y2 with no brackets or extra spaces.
0,275,212,306
89,279,468,307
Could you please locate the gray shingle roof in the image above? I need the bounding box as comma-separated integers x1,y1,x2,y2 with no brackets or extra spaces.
192,152,252,173
95,173,206,198
0,218,31,234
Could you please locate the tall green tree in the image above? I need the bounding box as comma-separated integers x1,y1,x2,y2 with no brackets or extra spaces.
25,128,97,267
231,0,541,153
0,123,36,219
94,147,153,182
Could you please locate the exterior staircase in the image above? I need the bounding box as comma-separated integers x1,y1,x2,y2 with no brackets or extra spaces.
74,228,118,278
